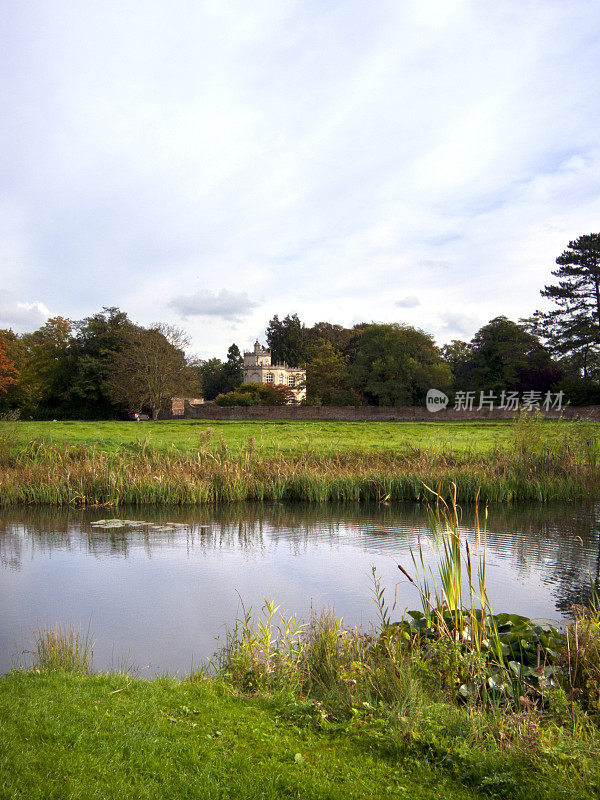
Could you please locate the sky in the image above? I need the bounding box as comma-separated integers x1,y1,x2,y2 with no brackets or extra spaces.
1,0,600,359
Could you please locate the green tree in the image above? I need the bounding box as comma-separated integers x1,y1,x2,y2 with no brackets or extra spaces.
221,344,244,393
305,322,355,356
528,234,600,379
197,358,226,400
266,314,307,366
460,317,561,394
351,324,451,406
305,338,356,405
66,307,134,418
105,325,198,420
19,317,73,416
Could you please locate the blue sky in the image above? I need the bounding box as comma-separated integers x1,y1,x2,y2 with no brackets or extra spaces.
1,0,600,358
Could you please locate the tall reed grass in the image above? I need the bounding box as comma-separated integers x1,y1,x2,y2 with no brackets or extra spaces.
213,491,595,724
0,415,597,506
28,624,94,674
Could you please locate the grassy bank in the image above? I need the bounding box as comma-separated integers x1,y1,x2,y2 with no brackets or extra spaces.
0,416,598,505
0,671,482,800
3,667,598,800
3,599,600,800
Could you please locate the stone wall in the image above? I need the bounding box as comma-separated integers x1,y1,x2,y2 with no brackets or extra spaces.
167,403,600,422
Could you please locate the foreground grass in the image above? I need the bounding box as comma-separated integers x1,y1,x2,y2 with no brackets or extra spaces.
2,670,599,800
0,671,476,800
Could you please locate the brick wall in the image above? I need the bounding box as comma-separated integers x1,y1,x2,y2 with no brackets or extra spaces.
167,404,600,422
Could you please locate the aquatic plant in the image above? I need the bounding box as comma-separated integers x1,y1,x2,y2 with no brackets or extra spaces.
28,624,94,674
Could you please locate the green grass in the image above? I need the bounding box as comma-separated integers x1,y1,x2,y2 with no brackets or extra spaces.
4,418,520,455
0,671,478,800
2,670,599,800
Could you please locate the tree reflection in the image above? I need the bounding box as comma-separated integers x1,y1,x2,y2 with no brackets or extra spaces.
1,501,599,619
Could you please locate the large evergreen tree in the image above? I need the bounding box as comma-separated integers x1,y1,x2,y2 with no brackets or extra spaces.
221,344,244,393
266,314,307,366
528,234,600,379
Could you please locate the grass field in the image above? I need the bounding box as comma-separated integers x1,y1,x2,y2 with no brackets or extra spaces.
6,418,517,455
1,645,598,800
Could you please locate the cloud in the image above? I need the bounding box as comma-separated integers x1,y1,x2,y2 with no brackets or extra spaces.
169,289,259,322
395,296,420,309
437,310,481,338
0,291,50,332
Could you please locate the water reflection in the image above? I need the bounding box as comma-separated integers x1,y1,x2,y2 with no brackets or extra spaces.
0,501,598,675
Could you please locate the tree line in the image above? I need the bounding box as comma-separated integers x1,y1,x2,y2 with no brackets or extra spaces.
1,234,599,417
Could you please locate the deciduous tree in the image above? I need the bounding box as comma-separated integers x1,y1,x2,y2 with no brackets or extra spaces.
305,338,355,405
106,325,198,420
0,334,18,394
458,317,562,394
352,324,450,406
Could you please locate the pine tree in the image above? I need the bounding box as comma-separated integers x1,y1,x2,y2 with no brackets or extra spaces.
528,234,600,378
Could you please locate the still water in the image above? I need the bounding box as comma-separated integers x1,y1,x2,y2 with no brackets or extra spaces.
1,502,599,676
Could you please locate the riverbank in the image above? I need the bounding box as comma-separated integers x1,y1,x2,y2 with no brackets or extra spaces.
2,613,599,800
3,501,600,799
0,671,484,800
0,416,598,505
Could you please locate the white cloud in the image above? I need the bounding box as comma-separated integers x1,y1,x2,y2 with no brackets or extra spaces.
395,296,420,309
169,289,259,322
0,291,51,332
437,310,482,339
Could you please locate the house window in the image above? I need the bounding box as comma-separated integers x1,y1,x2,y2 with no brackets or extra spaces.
266,373,274,383
287,375,295,388
278,374,284,384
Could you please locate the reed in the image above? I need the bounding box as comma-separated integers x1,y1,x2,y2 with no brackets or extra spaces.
28,624,93,674
0,416,597,506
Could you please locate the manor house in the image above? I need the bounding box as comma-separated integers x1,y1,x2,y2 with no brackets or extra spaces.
243,340,306,403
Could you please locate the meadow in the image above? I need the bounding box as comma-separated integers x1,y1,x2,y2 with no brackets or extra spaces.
7,418,519,455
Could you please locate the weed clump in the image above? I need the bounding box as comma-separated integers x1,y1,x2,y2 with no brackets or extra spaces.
28,625,93,674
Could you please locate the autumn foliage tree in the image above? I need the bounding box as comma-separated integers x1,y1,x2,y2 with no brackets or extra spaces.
0,334,18,394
